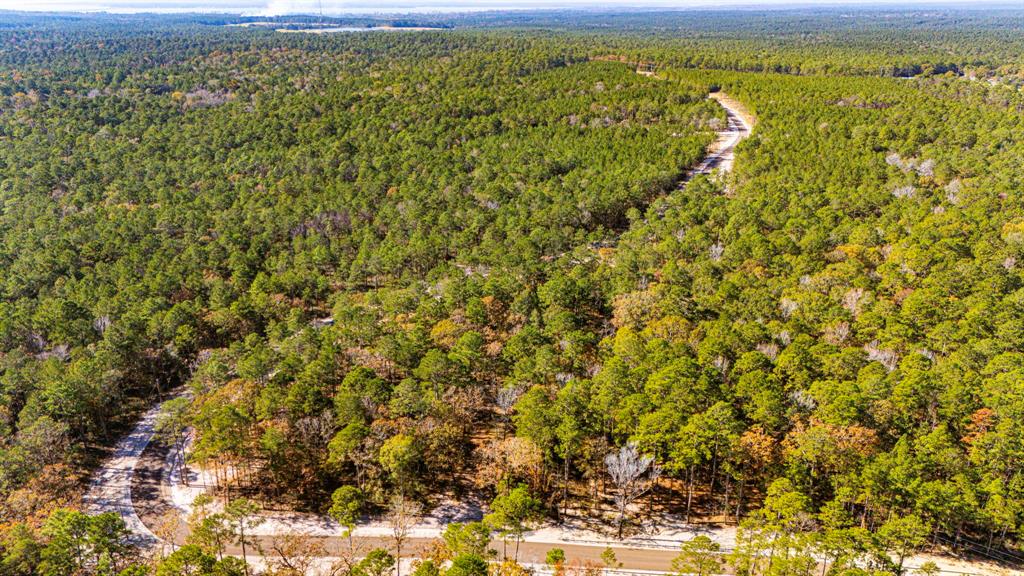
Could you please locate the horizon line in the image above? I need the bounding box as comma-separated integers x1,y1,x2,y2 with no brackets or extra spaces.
1,1,1023,17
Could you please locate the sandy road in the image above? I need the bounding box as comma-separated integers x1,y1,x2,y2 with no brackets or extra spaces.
81,87,1003,574
82,396,167,546
98,403,1002,575
693,92,752,177
128,434,691,571
81,91,756,573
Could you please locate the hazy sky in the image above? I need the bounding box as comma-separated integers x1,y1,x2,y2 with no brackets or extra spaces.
0,0,995,15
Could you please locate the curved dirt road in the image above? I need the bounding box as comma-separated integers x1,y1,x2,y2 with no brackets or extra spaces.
81,92,999,575
83,397,167,547
84,93,756,572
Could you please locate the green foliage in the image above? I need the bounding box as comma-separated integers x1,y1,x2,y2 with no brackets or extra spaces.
879,515,931,574
329,486,364,535
210,557,247,576
156,545,217,576
379,434,421,490
446,554,489,576
0,523,41,576
224,498,265,573
353,549,396,576
3,9,1024,571
600,547,621,569
27,510,141,576
486,485,543,543
443,522,494,559
544,548,565,568
186,511,232,561
671,536,721,576
412,559,441,576
486,485,543,560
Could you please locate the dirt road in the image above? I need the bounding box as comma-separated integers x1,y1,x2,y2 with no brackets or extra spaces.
82,91,758,573
82,397,166,546
82,86,1001,574
128,434,688,570
703,92,753,174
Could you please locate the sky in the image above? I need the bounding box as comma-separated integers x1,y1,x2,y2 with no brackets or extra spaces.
0,0,998,15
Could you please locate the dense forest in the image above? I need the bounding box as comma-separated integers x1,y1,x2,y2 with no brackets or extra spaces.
1,7,1024,576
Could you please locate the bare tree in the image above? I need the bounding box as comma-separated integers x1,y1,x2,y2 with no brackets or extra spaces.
496,386,522,414
605,442,661,539
153,509,181,559
270,532,325,576
495,386,522,438
842,287,865,317
864,340,900,372
709,241,724,262
93,315,112,335
387,494,423,576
